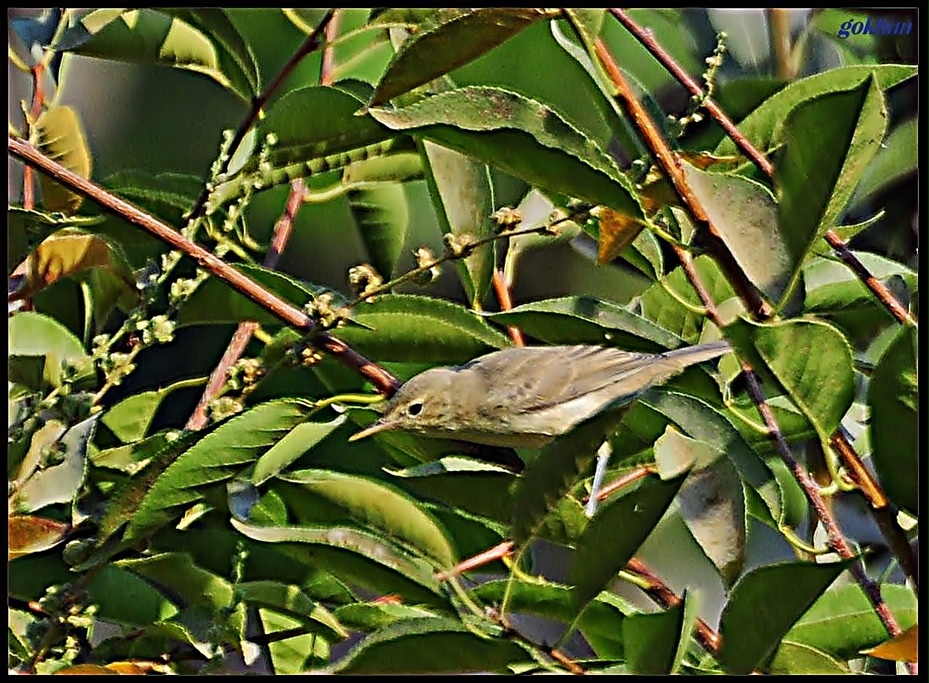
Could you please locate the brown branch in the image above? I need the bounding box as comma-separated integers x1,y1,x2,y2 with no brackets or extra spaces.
604,15,915,667
626,558,722,656
22,63,47,209
766,9,796,80
608,8,774,178
587,464,657,504
492,270,525,347
9,135,399,396
672,248,911,669
186,9,336,224
830,432,918,590
593,38,773,321
319,9,342,87
823,230,916,326
186,179,307,431
608,7,916,330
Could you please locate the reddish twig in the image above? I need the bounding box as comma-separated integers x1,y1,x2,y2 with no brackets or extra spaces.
22,63,47,209
186,178,307,431
610,6,917,620
609,7,916,330
593,38,773,321
492,270,526,347
586,464,657,504
320,9,341,86
186,9,336,224
830,432,918,590
626,557,722,656
823,231,916,326
9,135,399,396
435,540,514,581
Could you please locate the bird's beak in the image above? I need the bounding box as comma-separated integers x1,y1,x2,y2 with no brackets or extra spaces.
348,419,393,442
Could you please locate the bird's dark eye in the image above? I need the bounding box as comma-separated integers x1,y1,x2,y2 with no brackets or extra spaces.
407,401,424,417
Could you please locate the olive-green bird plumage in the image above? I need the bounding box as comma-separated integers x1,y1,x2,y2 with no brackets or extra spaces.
350,342,730,448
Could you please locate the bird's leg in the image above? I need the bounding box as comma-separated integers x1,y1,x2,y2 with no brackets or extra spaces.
585,441,612,517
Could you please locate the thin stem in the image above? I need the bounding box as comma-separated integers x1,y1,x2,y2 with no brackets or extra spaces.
186,9,336,224
349,216,582,308
186,178,307,431
823,230,916,326
626,558,722,656
593,37,773,320
672,246,908,650
492,270,525,346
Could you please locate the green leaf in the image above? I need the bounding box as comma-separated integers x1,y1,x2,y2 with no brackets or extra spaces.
484,296,683,350
122,399,314,542
718,560,850,674
769,641,848,674
643,392,783,527
680,162,792,306
347,182,409,280
726,318,855,441
33,105,92,214
715,64,915,157
656,429,745,586
369,86,644,218
259,83,395,167
117,552,245,633
235,580,348,641
11,415,98,514
637,255,737,344
334,601,440,632
389,457,517,524
84,564,180,626
102,377,206,443
370,8,550,106
230,518,445,604
868,326,917,514
419,140,495,307
335,294,511,363
177,263,332,327
471,578,629,659
257,608,330,673
623,590,699,674
90,430,174,474
8,311,93,390
332,617,530,674
161,8,260,100
784,583,916,660
774,76,886,308
853,117,918,205
251,416,346,485
570,472,687,611
58,8,258,102
278,469,457,567
511,411,620,545
803,251,916,326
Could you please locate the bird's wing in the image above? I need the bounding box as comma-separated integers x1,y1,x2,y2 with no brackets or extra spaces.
468,345,669,413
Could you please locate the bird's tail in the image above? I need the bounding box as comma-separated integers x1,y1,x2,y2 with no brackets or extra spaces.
662,340,731,367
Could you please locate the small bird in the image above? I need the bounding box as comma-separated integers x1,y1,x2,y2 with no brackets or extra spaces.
349,342,730,449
